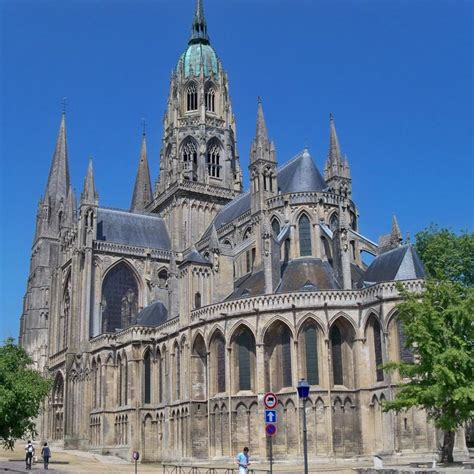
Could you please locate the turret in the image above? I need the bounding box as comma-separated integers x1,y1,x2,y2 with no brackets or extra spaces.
249,98,277,215
324,114,351,198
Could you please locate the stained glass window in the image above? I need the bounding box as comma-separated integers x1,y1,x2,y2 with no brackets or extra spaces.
207,142,221,178
205,87,215,112
373,319,384,381
304,325,319,385
236,329,254,391
281,326,292,388
299,214,312,256
331,326,343,385
216,334,226,393
143,351,151,404
101,263,138,333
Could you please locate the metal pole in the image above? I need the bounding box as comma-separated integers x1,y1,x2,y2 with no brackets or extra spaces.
134,458,137,474
269,436,273,474
302,397,308,474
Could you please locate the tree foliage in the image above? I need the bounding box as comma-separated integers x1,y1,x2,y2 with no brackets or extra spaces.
0,338,51,449
384,227,474,462
415,225,474,285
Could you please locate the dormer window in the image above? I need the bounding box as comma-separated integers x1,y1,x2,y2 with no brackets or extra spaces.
186,83,198,111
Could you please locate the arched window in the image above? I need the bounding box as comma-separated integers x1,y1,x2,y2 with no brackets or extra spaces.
330,325,343,385
186,83,198,111
158,269,168,288
299,214,312,256
143,350,151,404
329,213,339,232
207,141,221,178
264,321,293,392
302,322,319,385
372,319,384,381
205,86,215,112
117,353,128,406
101,263,138,333
271,219,280,239
51,373,64,440
192,335,207,399
194,292,202,309
397,320,414,363
60,275,71,350
157,349,163,404
182,140,197,164
117,354,122,406
234,327,256,392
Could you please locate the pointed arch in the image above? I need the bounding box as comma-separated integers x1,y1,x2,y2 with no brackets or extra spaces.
101,260,140,333
329,316,356,388
231,324,256,393
299,317,322,386
143,348,152,404
50,371,64,440
192,333,207,400
271,217,281,239
263,319,293,392
365,313,384,382
205,82,216,112
206,138,223,178
298,212,312,256
209,327,226,395
186,81,198,111
173,340,181,400
329,212,339,232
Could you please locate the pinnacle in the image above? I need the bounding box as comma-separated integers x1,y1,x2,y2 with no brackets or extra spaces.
131,133,152,212
256,97,269,141
328,113,342,164
82,158,98,204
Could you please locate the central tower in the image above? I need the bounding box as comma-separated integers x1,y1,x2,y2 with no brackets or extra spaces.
149,0,242,251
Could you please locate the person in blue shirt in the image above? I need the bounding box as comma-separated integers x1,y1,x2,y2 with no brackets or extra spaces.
236,446,250,474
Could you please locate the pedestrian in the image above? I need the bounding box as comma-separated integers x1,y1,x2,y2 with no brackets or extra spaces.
236,446,250,474
41,442,51,470
25,440,35,470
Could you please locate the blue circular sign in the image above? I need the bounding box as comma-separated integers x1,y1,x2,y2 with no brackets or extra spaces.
265,423,277,437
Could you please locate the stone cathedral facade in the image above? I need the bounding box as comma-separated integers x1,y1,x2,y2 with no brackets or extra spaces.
20,0,456,464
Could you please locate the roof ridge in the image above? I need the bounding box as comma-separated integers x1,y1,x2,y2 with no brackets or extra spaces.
276,149,306,173
99,206,164,219
218,190,249,212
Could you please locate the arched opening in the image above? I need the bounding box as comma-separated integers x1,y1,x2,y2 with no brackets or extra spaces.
50,372,64,440
264,320,293,392
59,274,71,350
174,342,181,400
205,85,215,112
186,82,198,111
329,318,355,387
101,263,139,333
233,326,256,393
299,214,312,256
299,320,321,386
329,213,339,232
207,139,222,178
210,330,226,395
194,292,202,309
192,335,207,399
181,139,198,181
373,318,384,381
158,269,168,288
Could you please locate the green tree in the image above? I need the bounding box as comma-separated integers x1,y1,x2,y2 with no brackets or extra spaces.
0,338,51,449
384,227,474,463
415,225,474,285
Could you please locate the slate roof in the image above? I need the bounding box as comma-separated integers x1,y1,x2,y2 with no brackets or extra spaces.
96,208,171,250
182,247,210,265
204,150,327,237
135,301,168,327
359,245,425,287
228,258,340,299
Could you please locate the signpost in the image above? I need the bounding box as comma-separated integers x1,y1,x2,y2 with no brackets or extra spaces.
132,450,139,474
263,392,278,474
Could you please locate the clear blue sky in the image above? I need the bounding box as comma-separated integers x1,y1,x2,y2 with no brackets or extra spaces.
0,0,472,341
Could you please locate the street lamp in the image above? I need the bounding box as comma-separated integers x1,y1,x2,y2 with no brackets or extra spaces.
297,379,310,474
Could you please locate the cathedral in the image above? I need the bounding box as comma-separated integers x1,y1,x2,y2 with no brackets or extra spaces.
19,0,456,464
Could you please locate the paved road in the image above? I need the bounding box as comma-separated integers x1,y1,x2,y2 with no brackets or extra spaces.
0,459,65,473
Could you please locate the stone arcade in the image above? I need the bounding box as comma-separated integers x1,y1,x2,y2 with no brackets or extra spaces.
19,0,460,464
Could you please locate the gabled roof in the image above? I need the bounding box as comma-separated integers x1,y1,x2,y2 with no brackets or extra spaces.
96,208,171,250
359,245,425,287
181,247,210,265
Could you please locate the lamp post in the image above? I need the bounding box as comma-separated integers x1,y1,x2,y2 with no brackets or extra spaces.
297,379,310,474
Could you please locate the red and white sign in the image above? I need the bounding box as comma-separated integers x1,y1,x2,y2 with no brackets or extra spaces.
263,392,278,409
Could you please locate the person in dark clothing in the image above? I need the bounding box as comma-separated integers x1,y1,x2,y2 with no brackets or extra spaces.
41,442,51,470
25,441,34,470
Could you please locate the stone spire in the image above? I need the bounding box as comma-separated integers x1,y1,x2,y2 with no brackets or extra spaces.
131,133,152,212
327,112,342,165
81,159,98,205
63,185,77,227
391,215,402,245
250,98,275,164
44,112,70,205
189,0,210,45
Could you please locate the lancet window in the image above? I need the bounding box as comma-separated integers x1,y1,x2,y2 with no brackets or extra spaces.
373,319,384,381
272,219,280,239
205,86,215,112
234,327,256,392
301,322,319,385
186,83,198,111
143,350,151,404
299,214,312,256
207,142,221,178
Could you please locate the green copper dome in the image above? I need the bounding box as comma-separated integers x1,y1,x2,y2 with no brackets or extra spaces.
177,43,219,78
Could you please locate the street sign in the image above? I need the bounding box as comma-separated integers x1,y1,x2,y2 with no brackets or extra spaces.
263,392,278,409
265,423,277,437
265,409,277,423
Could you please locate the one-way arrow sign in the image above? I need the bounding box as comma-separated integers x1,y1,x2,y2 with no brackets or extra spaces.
264,409,277,423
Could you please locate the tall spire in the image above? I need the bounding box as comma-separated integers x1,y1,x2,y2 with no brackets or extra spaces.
131,133,152,212
81,158,98,205
63,185,77,227
189,0,210,45
250,97,274,164
391,215,402,245
328,113,342,165
44,112,70,205
255,97,269,142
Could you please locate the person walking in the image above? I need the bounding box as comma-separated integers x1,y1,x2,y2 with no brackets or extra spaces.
24,441,35,470
41,442,51,470
236,446,250,474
